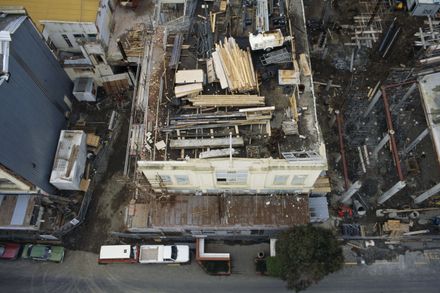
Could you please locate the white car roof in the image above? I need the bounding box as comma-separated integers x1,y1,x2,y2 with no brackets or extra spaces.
99,245,131,259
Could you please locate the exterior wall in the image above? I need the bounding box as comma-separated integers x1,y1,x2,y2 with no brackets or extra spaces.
63,42,114,85
138,157,327,194
96,0,113,48
0,166,33,194
0,19,73,194
41,21,98,53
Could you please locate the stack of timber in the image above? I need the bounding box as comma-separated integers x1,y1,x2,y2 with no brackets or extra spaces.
188,95,265,107
120,23,146,57
212,37,257,92
175,83,203,98
163,107,272,132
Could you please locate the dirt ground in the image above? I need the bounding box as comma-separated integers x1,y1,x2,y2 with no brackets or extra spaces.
63,109,132,253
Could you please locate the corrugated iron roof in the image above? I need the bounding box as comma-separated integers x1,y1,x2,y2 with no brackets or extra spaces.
0,0,100,31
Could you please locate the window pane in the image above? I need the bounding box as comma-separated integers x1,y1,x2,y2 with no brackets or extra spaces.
216,171,247,185
159,175,172,184
291,175,307,185
175,175,190,185
62,34,73,47
273,175,288,185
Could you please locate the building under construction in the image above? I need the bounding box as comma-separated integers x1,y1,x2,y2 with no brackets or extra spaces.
121,0,330,237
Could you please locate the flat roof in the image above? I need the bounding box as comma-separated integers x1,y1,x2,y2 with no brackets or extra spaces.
0,0,100,31
128,0,324,164
0,194,36,228
99,245,132,259
418,72,440,167
127,195,309,231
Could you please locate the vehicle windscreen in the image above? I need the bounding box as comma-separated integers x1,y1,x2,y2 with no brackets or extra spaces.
171,245,178,260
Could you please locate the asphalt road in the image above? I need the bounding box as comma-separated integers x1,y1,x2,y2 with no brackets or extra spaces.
1,250,440,293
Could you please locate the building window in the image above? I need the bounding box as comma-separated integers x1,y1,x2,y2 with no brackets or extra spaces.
175,175,190,185
62,34,73,48
216,171,248,185
0,178,17,189
159,175,172,184
92,54,105,64
0,178,14,185
47,37,57,51
73,34,85,39
291,175,307,185
273,175,289,185
87,34,97,39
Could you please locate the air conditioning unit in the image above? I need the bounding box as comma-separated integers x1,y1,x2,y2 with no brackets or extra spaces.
73,77,97,102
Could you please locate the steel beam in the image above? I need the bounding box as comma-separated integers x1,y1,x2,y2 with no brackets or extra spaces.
336,110,350,189
390,83,417,113
414,183,440,204
401,128,429,156
363,89,382,118
340,180,362,203
373,133,390,158
377,181,406,204
382,87,405,181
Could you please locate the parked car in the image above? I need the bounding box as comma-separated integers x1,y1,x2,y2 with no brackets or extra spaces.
138,245,190,264
21,244,65,263
0,243,21,260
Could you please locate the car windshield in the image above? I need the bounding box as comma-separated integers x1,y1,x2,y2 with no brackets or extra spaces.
171,245,178,260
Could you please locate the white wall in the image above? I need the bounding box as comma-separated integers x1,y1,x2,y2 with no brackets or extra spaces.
42,22,98,52
138,157,326,194
0,167,33,194
96,0,113,47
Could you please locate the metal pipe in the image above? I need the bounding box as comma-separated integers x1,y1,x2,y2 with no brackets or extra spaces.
381,87,405,181
414,182,440,204
382,27,401,58
335,110,350,189
358,146,366,173
377,180,406,204
383,80,417,89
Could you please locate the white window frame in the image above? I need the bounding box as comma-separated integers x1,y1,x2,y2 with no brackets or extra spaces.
216,171,248,185
273,175,289,185
174,175,190,185
291,175,308,185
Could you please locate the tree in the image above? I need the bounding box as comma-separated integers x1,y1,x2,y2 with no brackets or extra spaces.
267,225,344,292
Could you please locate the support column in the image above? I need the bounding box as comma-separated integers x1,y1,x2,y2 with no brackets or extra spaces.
340,180,362,204
414,183,440,204
401,128,429,156
372,133,390,158
377,181,406,204
363,90,382,118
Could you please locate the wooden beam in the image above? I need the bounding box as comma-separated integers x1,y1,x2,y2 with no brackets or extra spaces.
170,137,244,149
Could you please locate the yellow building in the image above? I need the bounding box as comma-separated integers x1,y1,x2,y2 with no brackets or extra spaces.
0,0,100,31
0,1,112,52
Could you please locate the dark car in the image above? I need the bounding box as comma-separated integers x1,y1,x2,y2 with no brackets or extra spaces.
0,243,21,260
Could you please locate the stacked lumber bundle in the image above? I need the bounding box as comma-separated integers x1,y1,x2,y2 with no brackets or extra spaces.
212,37,257,92
188,95,264,107
120,24,146,57
175,83,203,98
